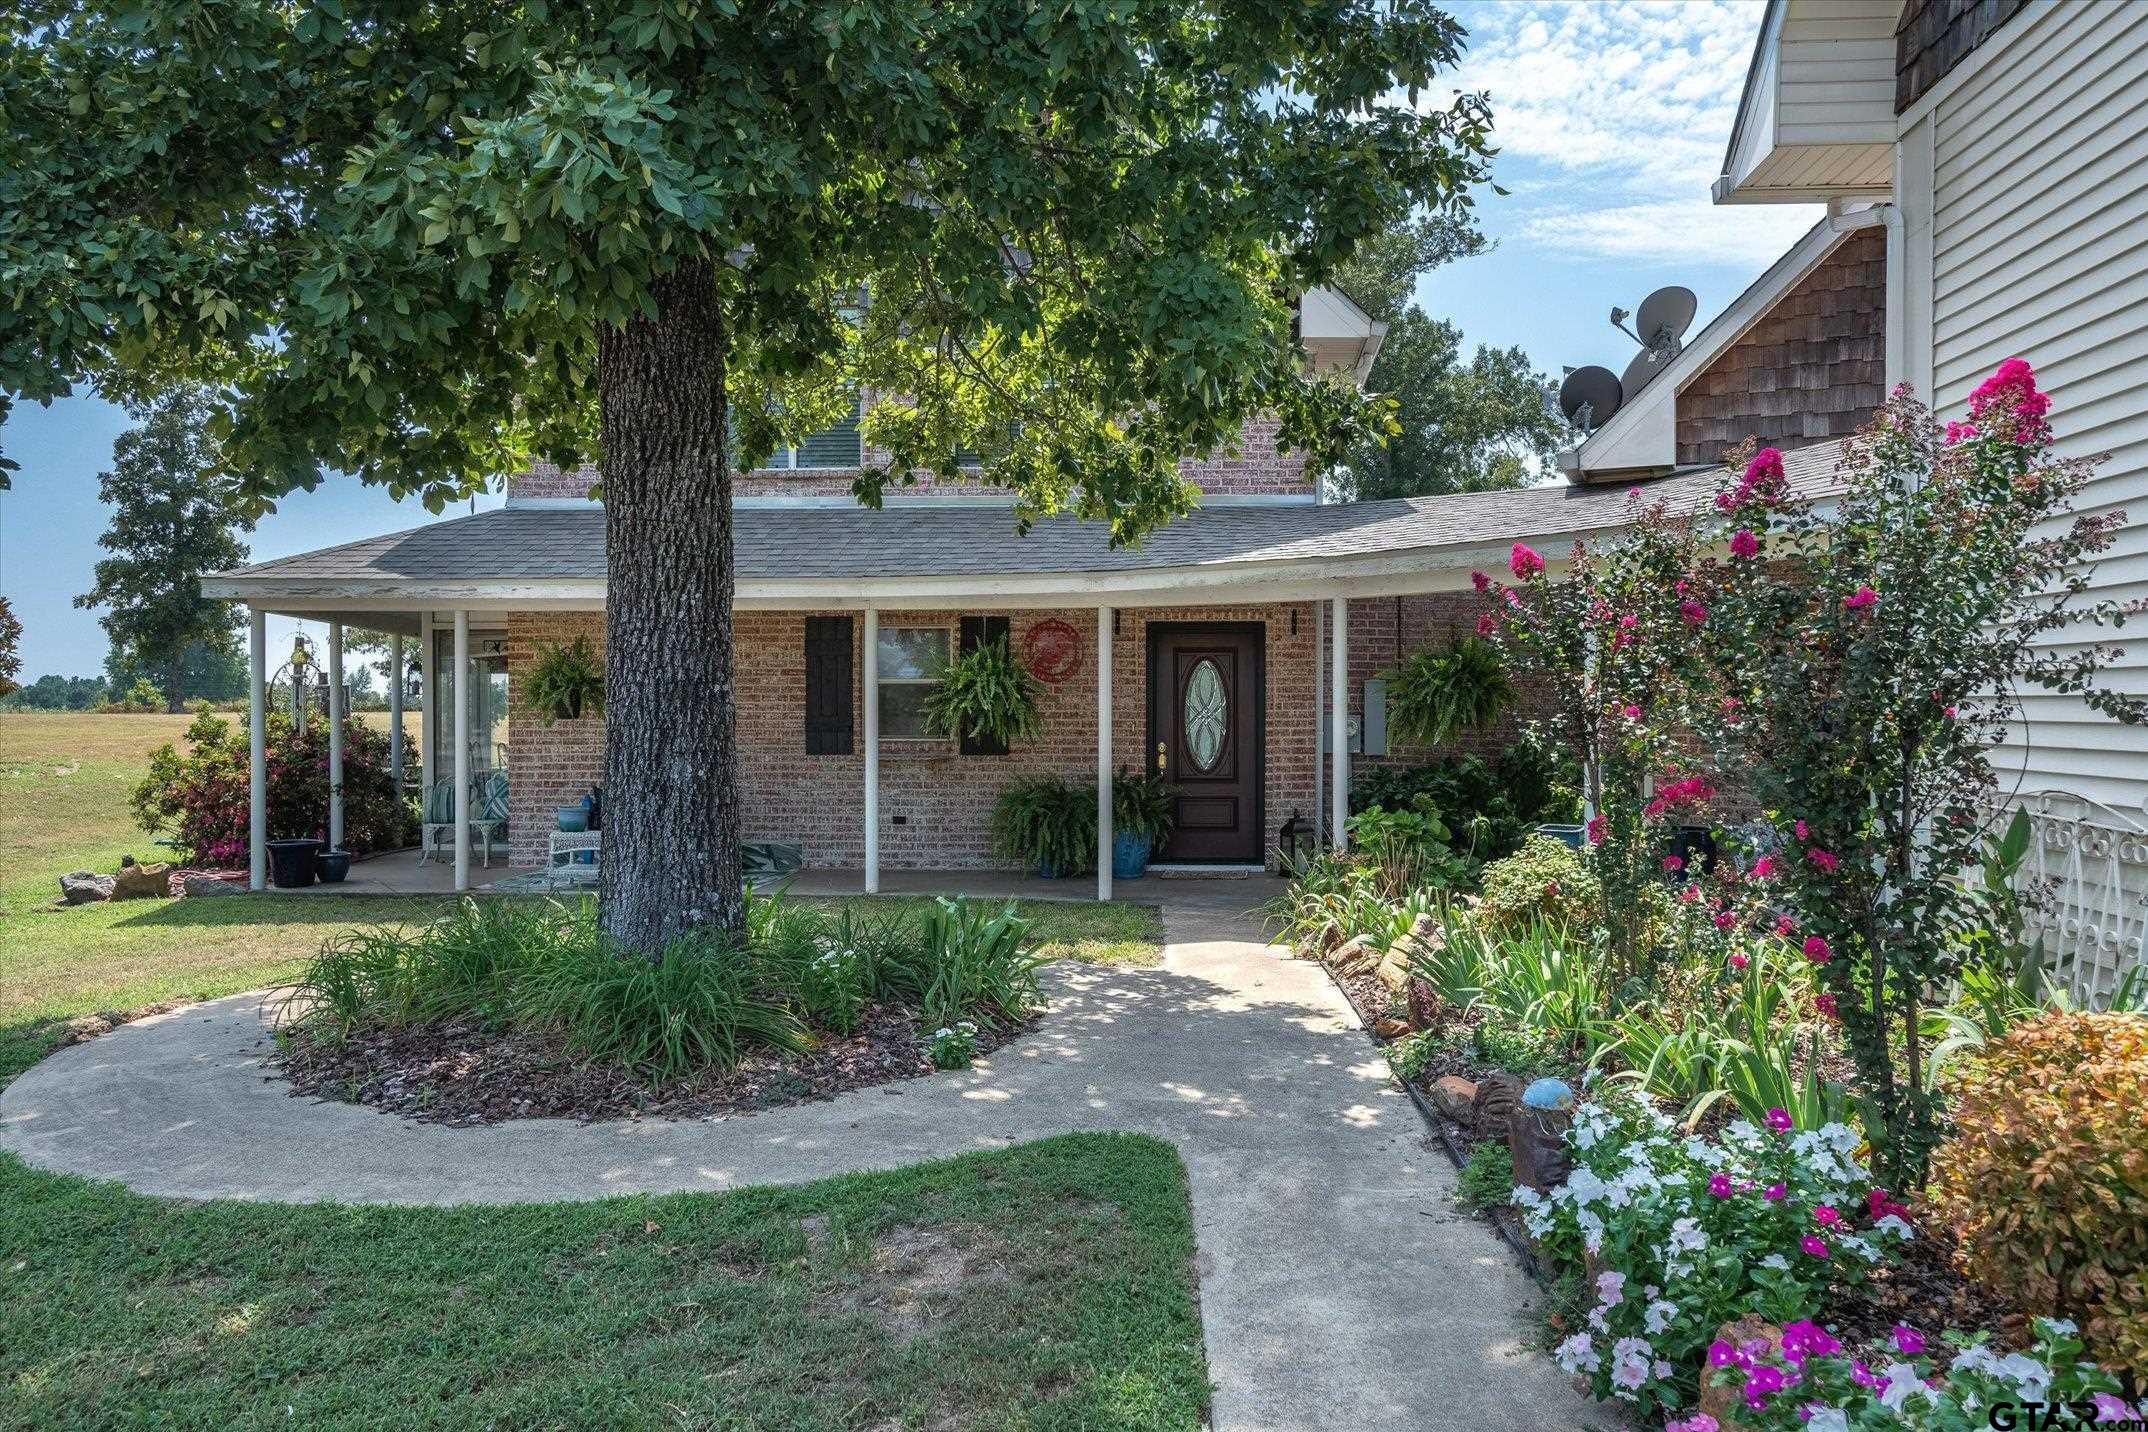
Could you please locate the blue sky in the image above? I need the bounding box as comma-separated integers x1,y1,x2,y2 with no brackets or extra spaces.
0,0,1820,682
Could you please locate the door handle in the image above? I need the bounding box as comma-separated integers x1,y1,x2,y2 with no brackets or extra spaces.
1156,741,1167,774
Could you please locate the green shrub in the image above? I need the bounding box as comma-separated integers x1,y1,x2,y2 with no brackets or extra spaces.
1472,836,1599,938
1469,1015,1566,1077
1349,738,1581,868
894,898,1049,1031
1455,1140,1514,1212
286,897,587,1032
1346,799,1470,895
1385,1028,1443,1081
1930,1011,2148,1377
1110,768,1177,845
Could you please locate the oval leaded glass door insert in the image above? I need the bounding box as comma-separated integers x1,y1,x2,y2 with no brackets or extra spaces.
1182,658,1228,772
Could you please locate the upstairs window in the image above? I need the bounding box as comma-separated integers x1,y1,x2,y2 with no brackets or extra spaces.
766,394,862,470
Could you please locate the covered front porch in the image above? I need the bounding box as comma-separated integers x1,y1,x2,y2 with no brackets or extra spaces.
203,481,1710,902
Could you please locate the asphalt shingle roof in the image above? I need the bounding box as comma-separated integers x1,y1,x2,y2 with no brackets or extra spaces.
217,441,1847,587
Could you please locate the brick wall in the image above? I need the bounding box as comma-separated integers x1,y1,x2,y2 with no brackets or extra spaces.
507,603,1317,871
507,414,1311,502
1673,227,1885,469
1342,594,1554,781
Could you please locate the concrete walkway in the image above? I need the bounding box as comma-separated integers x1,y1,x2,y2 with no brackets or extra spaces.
0,901,1596,1432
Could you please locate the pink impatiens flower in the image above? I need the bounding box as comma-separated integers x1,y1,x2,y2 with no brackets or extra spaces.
1800,1235,1830,1260
1813,1205,1841,1228
1844,585,1878,611
1794,820,1809,840
1765,1108,1793,1133
1764,1182,1787,1201
1803,935,1833,964
1509,542,1546,579
1729,527,1760,559
1708,1173,1734,1198
1891,1324,1924,1356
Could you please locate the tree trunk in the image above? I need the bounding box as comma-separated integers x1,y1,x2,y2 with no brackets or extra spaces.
596,259,743,952
167,650,185,712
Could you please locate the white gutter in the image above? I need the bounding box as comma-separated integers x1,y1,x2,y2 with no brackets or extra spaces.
1828,199,1905,391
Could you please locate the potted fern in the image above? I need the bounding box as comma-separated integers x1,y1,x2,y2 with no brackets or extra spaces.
922,634,1044,748
1110,768,1178,879
523,635,605,725
1382,636,1515,749
989,776,1095,878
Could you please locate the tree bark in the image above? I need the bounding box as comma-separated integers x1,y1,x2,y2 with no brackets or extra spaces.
167,650,185,712
596,259,743,951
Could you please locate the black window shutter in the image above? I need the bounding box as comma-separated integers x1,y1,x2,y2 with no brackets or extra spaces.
803,616,854,755
957,615,1011,756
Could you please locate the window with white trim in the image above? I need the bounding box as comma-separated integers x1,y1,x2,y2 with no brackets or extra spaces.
876,626,950,740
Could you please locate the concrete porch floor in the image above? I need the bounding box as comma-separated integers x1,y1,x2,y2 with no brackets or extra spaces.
276,846,1290,911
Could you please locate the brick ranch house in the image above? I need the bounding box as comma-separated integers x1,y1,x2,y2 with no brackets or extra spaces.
206,284,1843,897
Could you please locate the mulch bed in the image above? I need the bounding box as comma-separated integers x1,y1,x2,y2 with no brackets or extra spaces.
1302,942,2026,1354
269,1004,1034,1126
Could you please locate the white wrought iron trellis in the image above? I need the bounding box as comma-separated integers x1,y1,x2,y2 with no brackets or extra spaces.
2008,789,2148,1003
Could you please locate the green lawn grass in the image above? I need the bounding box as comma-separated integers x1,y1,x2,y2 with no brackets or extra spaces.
0,714,1205,1428
0,1133,1209,1430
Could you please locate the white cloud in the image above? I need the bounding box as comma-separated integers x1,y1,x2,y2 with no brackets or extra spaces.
1439,0,1824,267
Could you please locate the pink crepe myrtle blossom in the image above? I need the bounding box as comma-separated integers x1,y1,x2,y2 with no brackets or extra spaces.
1663,855,1684,873
1750,856,1777,879
1476,611,1499,637
1843,585,1878,612
1681,599,1708,625
1678,884,1701,903
1942,704,1957,718
1729,527,1761,559
1807,848,1839,874
1814,992,1838,1018
1968,355,2053,444
1622,704,1642,720
1713,909,1735,930
1509,542,1546,579
1471,570,1490,593
1944,419,1977,445
1802,935,1833,964
1794,820,1809,840
1586,815,1608,845
1773,913,1796,936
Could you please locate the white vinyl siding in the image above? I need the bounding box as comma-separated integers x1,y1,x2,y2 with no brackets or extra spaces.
1924,0,2148,819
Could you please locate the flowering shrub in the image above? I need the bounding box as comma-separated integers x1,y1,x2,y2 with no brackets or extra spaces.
802,938,873,1035
1700,1316,2143,1431
1517,1091,1909,1418
1479,501,1712,982
131,707,412,864
1684,366,2146,1182
1472,835,1602,938
1929,1011,2148,1376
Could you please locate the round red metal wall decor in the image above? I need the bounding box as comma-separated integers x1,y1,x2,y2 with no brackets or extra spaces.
1022,619,1083,683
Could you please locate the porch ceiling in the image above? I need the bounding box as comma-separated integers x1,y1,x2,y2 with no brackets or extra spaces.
203,442,1847,614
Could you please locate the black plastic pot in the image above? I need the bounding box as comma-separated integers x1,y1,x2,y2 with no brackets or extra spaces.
1670,825,1718,876
318,849,352,884
267,839,324,889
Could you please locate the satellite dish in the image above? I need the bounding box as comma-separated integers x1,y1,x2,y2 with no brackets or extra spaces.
1634,286,1698,353
1622,347,1671,398
1559,366,1623,430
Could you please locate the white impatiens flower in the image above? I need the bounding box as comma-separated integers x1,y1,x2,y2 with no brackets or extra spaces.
1878,1361,1928,1412
1562,1168,1612,1208
1992,1352,2050,1403
1511,1184,1545,1211
1554,1333,1601,1374
1595,1270,1626,1307
1836,1233,1881,1263
1576,1208,1606,1254
1873,1214,1914,1241
1951,1345,2003,1377
1667,1217,1707,1253
1806,1407,1851,1432
1725,1119,1762,1145
2037,1316,2078,1337
1608,1337,1654,1394
1759,1254,1790,1271
1643,1299,1678,1335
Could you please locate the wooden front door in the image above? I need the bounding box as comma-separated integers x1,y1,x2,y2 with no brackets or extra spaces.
1147,623,1265,864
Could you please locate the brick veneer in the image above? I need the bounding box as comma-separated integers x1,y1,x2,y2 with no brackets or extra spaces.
1672,227,1885,469
507,603,1318,871
508,414,1310,502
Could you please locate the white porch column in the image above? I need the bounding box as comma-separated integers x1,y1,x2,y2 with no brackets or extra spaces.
248,608,267,891
1096,605,1113,902
387,634,405,788
1330,595,1349,850
453,610,471,892
418,616,434,797
1312,600,1325,846
862,608,880,894
327,621,345,852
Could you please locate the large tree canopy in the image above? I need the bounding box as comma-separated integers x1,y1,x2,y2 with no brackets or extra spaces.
3,0,1496,944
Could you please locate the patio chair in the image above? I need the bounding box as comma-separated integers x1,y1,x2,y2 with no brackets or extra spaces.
421,770,510,867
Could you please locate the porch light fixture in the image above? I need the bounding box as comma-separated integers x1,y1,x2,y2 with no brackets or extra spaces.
1277,812,1317,874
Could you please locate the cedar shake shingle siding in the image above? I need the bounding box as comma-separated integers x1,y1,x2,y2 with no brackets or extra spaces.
1895,0,2027,114
1673,227,1885,469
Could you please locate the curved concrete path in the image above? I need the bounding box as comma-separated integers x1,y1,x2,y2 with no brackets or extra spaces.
1,904,1594,1432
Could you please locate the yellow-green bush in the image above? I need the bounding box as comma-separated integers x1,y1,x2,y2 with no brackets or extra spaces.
1471,835,1600,938
1929,1010,2148,1378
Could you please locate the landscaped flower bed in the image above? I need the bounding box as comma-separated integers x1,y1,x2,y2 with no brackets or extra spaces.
272,891,1048,1123
1272,360,2148,1420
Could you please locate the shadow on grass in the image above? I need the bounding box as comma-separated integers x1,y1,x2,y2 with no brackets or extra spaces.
101,892,498,932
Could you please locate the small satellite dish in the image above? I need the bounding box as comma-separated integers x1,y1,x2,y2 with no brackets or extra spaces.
1622,347,1671,399
1559,366,1623,430
1634,286,1698,353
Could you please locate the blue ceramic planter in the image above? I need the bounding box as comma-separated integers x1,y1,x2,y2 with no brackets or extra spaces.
1112,831,1153,880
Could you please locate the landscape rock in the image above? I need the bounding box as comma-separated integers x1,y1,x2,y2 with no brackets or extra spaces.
109,861,172,900
1429,1074,1479,1123
1694,1316,1784,1431
1373,949,1411,993
1508,1101,1574,1194
1404,976,1443,1031
1405,912,1441,951
1373,1016,1411,1040
1327,935,1382,976
177,872,245,898
1469,1071,1526,1138
59,870,116,904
